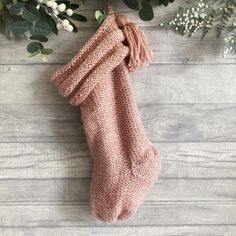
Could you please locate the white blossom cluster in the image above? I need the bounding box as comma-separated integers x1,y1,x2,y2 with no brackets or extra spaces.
160,0,214,36
224,32,236,56
37,0,74,32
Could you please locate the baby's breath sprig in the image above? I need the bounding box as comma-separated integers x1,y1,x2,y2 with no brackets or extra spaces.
160,0,215,37
223,31,236,56
160,0,236,56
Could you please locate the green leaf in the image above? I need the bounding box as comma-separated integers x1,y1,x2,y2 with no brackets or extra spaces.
56,0,70,3
30,21,51,36
161,0,169,7
9,20,29,33
0,1,4,11
70,13,87,22
26,0,38,7
67,3,79,10
95,10,103,20
95,11,106,26
139,0,154,21
38,8,58,35
123,0,139,10
28,50,40,57
46,15,58,35
40,48,53,55
30,34,48,42
27,41,43,53
0,0,9,10
22,5,39,22
9,2,25,15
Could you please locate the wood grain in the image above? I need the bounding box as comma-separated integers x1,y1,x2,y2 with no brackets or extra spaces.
0,202,235,227
1,226,236,236
0,0,235,233
1,64,236,104
0,178,235,203
0,142,235,179
0,28,234,65
0,104,234,142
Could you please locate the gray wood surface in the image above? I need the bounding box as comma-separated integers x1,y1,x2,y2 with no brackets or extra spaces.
0,0,235,235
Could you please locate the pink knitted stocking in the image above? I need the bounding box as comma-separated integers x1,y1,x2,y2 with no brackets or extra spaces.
51,11,160,222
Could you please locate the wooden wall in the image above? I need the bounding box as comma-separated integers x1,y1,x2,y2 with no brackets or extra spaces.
0,1,235,235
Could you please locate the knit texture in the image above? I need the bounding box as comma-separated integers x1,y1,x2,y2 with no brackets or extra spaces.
51,11,161,222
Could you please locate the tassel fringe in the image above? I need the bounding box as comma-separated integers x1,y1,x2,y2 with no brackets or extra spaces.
115,13,152,72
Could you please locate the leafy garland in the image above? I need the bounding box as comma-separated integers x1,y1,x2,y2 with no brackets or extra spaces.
123,0,176,21
0,0,87,61
160,0,236,56
1,0,235,60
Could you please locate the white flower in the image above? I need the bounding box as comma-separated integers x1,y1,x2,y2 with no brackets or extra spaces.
37,0,44,3
65,24,73,32
56,23,63,30
62,19,70,26
57,3,66,12
46,1,52,7
53,9,59,15
51,2,58,10
66,9,73,16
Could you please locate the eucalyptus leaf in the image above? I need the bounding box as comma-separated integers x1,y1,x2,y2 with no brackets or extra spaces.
123,0,139,10
30,21,51,36
139,0,154,21
30,34,48,42
40,48,53,55
38,8,58,35
27,41,43,53
46,15,58,35
26,0,38,7
9,20,29,33
95,10,103,20
9,2,25,15
28,50,40,57
22,5,39,22
0,0,4,11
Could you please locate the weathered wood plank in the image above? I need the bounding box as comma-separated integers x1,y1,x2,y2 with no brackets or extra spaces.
1,64,236,104
0,29,233,64
1,226,236,236
0,202,235,226
0,142,235,179
0,178,235,203
0,104,234,142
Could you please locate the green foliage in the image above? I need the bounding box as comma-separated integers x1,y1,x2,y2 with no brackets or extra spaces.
160,0,236,56
160,0,175,7
30,34,48,42
218,0,236,35
123,0,175,21
0,0,87,61
95,10,106,26
21,5,39,23
9,20,29,33
27,41,44,53
123,0,139,10
139,0,154,21
70,13,87,22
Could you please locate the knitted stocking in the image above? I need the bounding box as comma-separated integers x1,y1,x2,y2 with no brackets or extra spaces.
51,11,160,222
